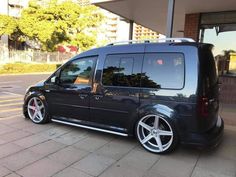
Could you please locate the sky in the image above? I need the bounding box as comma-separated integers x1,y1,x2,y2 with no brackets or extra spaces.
203,29,236,56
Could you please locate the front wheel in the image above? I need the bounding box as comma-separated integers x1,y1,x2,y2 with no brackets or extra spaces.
26,96,49,124
136,114,179,154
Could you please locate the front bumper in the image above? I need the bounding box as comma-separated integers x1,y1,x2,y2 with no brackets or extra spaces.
181,116,224,147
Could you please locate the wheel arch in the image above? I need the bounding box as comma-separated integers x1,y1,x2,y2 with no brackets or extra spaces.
128,104,179,136
23,90,47,118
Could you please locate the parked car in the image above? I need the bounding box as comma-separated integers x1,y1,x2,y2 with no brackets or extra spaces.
23,38,224,154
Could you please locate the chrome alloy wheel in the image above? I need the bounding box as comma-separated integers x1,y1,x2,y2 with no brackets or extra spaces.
137,114,174,153
27,97,45,123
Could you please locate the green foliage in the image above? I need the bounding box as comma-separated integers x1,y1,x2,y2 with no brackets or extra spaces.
223,50,236,57
0,0,104,52
0,15,25,42
18,0,103,51
0,63,57,74
0,15,18,36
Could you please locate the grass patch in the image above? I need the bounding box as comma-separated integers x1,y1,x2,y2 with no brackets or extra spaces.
0,63,58,74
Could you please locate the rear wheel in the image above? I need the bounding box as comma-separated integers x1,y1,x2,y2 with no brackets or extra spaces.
136,114,178,154
27,96,49,124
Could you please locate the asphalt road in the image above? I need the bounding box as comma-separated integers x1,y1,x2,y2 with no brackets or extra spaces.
0,73,50,119
0,73,50,95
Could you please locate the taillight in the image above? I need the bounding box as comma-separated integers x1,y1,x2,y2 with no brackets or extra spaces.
198,96,209,117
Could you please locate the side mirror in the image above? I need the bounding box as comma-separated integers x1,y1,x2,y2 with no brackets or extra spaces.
52,69,61,85
50,76,60,85
50,76,56,83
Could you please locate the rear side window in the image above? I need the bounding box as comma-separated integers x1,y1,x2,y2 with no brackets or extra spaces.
141,53,185,89
102,54,143,87
199,46,218,93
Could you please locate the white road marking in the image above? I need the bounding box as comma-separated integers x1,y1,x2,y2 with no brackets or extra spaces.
0,92,24,99
0,81,22,85
0,96,23,99
1,92,23,96
0,91,24,120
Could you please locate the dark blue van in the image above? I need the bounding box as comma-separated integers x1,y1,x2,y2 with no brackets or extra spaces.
23,38,224,153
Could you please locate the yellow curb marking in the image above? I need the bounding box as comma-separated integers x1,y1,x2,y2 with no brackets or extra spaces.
0,96,23,99
0,114,23,120
0,108,22,113
0,102,22,107
0,98,23,103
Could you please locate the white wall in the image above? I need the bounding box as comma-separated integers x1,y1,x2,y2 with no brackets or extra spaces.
0,0,8,15
116,18,129,41
0,0,9,62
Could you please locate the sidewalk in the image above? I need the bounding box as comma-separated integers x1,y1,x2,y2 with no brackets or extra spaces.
220,103,236,126
0,115,235,177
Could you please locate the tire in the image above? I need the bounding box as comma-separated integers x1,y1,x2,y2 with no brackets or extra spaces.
135,114,179,154
25,95,50,124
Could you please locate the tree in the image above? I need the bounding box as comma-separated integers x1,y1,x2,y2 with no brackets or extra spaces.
17,0,103,51
223,49,236,57
0,15,20,40
0,15,17,36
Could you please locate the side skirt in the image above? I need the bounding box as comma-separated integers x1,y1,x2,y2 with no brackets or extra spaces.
51,119,129,137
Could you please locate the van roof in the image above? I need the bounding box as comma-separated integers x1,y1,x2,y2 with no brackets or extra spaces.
75,39,213,59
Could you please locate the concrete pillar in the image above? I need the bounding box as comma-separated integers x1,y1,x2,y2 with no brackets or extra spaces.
129,20,134,40
166,0,175,37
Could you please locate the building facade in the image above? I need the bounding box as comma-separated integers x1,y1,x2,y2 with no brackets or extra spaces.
133,23,159,40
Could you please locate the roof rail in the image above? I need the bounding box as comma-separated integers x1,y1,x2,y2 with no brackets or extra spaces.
107,38,195,46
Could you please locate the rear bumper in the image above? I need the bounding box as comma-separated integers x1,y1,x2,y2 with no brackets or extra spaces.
181,116,224,147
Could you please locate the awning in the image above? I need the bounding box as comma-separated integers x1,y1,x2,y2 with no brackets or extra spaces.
92,0,236,37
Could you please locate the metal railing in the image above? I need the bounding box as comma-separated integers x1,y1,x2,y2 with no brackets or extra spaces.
0,50,76,64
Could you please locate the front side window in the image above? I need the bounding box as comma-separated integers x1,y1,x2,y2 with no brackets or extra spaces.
141,53,185,89
60,56,97,85
102,54,143,87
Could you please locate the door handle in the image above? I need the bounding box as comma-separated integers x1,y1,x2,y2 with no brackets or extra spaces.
94,95,103,100
79,94,88,99
209,98,215,104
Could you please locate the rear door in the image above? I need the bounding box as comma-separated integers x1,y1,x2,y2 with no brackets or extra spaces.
90,53,144,132
198,44,219,130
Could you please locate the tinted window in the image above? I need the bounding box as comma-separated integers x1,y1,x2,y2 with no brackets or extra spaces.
200,46,218,93
141,53,185,89
102,54,143,87
60,57,97,85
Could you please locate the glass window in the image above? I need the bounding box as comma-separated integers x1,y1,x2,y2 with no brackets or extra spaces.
199,48,218,93
141,53,185,89
102,54,143,87
202,28,236,76
60,57,97,85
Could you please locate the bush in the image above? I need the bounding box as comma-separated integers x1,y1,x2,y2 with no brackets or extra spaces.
0,63,58,74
